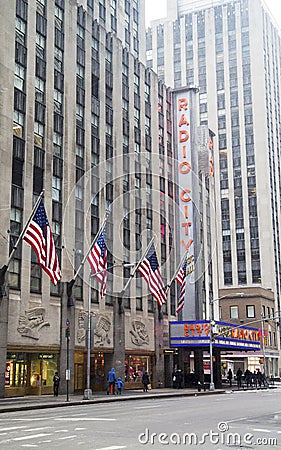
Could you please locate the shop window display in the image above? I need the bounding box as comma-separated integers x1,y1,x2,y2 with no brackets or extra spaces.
125,355,150,382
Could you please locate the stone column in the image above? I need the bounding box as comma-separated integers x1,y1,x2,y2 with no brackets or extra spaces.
194,348,204,384
213,347,222,388
108,295,125,380
154,312,165,388
59,281,75,396
0,266,8,398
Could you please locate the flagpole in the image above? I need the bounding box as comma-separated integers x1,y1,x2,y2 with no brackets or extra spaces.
72,213,107,282
119,237,155,297
165,250,188,294
6,190,45,268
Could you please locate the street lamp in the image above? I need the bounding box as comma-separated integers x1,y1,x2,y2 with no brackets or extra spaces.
83,262,135,400
209,292,244,391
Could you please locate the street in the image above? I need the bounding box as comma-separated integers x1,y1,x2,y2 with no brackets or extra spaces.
0,390,280,449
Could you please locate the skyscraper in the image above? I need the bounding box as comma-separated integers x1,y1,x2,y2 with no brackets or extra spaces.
147,0,280,376
0,0,178,397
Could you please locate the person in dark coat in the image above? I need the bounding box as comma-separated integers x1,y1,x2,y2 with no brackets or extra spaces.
53,371,60,397
244,369,252,388
176,369,183,389
142,372,150,392
236,368,243,390
227,368,233,387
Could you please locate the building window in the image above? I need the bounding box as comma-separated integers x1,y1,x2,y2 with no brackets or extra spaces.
246,305,255,318
8,258,21,289
230,305,238,319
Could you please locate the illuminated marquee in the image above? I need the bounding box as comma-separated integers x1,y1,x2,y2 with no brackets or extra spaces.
170,321,261,350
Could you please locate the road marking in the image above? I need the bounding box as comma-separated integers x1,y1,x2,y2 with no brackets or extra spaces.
56,418,116,422
75,428,87,430
25,427,52,432
134,405,161,409
13,433,52,441
21,445,38,447
226,417,248,423
7,418,47,422
252,428,271,433
58,435,77,440
94,447,127,450
0,426,27,431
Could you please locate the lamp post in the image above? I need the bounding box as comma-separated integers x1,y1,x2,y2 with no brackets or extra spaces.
209,292,244,391
260,312,267,379
83,262,135,400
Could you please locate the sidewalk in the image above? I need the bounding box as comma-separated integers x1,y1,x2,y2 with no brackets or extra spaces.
0,387,225,414
0,382,278,414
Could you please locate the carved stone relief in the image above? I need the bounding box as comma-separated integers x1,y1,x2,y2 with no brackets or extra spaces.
77,310,88,343
17,307,50,340
77,310,112,347
94,314,111,346
130,320,149,346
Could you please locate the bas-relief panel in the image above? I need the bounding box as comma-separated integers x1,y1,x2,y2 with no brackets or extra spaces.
125,316,154,351
8,298,60,345
76,309,114,349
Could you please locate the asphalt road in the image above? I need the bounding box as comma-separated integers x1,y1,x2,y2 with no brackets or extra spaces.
0,389,280,449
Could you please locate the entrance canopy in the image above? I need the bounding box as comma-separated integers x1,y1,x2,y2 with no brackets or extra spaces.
170,320,261,351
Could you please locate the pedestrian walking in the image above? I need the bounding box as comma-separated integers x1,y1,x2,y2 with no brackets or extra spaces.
236,367,242,390
53,371,60,397
227,368,233,387
175,368,183,389
244,369,252,388
256,369,264,388
107,368,117,395
142,371,150,392
117,377,124,395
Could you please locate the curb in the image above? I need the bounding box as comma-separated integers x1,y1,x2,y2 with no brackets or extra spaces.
0,389,225,414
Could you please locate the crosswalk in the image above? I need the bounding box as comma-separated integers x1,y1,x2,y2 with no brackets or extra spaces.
0,416,123,449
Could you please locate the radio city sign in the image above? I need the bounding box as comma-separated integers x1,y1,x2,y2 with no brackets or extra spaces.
170,321,261,351
177,96,193,255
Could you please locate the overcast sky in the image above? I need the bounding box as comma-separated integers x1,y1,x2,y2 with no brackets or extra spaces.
145,0,281,28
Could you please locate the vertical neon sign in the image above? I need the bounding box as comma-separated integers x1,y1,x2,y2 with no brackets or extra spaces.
176,92,195,318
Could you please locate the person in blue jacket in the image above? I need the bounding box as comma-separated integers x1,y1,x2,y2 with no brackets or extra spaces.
117,377,124,394
107,368,117,395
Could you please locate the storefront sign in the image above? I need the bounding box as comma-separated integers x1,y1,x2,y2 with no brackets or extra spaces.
38,354,54,360
170,321,261,351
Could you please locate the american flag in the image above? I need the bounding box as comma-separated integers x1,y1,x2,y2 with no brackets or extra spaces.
138,243,167,306
87,227,107,298
176,256,187,313
23,199,61,285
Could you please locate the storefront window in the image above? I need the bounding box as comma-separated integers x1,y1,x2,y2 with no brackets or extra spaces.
124,355,150,382
93,353,105,386
6,353,27,387
40,354,58,387
6,352,59,389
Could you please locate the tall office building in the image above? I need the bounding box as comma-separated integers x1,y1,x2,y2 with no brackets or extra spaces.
0,0,179,397
147,0,281,376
